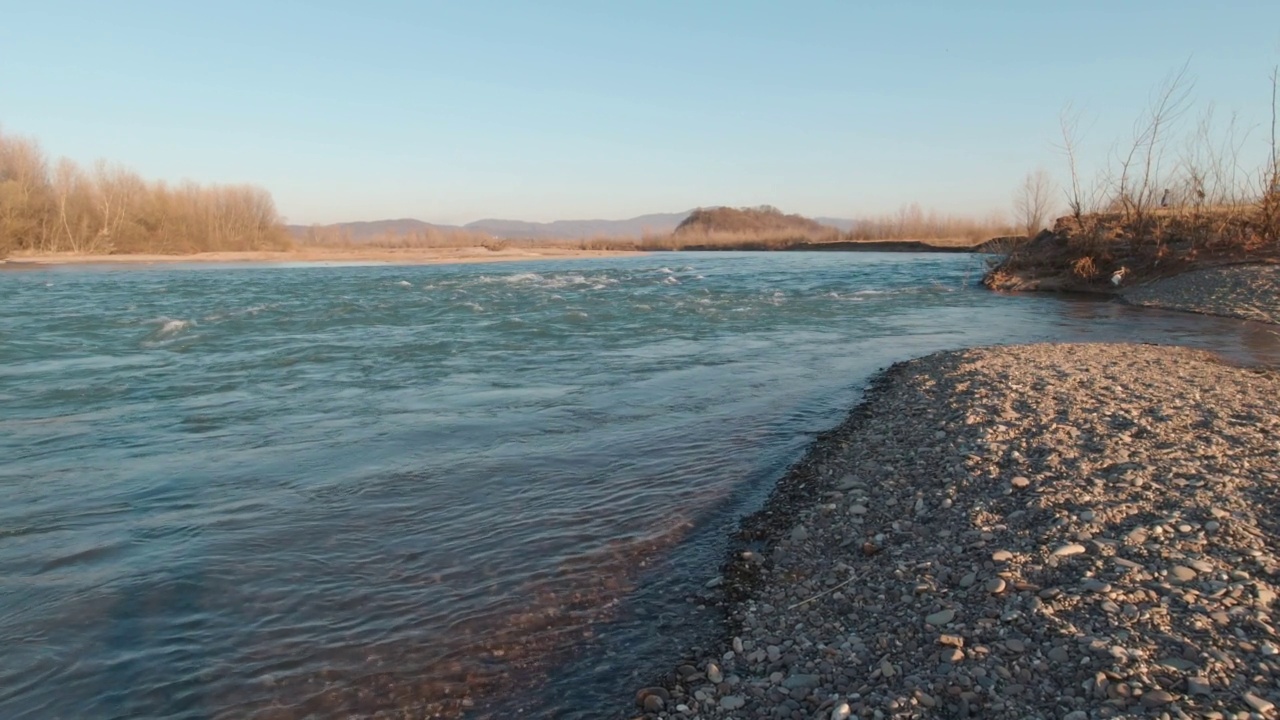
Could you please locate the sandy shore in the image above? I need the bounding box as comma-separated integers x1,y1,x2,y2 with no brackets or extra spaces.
1122,264,1280,326
0,246,643,267
632,343,1280,719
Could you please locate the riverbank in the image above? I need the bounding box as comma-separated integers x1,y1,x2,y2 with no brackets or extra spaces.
0,246,643,267
1120,264,1280,326
631,343,1280,719
983,210,1280,299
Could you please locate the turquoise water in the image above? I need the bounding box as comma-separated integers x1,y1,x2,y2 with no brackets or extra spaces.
1,252,1276,719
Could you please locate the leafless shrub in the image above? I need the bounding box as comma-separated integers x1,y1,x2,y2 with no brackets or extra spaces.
1013,168,1056,237
1038,61,1280,268
1113,60,1196,233
1072,255,1099,279
1260,66,1280,245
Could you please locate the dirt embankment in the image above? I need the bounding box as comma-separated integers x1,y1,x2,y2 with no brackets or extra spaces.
983,211,1280,325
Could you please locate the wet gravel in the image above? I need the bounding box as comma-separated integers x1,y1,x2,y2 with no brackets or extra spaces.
1122,264,1280,325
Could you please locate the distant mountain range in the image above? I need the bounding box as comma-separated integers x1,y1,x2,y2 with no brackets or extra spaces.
465,212,692,239
289,210,858,241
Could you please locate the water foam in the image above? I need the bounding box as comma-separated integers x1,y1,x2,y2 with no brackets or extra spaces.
502,272,543,284
151,317,193,337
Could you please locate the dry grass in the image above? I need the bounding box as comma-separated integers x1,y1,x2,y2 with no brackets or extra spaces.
1072,255,1099,280
987,204,1280,292
303,226,513,252
846,204,1014,243
987,63,1280,291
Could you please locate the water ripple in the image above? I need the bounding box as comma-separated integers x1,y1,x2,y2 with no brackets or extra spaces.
1,252,1277,719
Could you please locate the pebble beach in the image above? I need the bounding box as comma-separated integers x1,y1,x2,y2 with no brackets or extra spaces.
631,341,1280,720
1122,264,1280,326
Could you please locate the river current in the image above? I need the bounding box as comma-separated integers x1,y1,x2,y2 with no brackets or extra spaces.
2,252,1276,719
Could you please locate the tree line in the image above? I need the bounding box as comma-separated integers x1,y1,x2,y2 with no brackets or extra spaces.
1010,62,1280,247
0,128,289,258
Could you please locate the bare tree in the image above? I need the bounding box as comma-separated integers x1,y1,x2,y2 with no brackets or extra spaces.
1262,66,1280,244
1114,60,1196,226
1013,168,1056,236
1057,104,1109,224
0,127,289,256
0,131,53,255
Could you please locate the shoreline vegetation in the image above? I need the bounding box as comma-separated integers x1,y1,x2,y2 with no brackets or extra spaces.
985,64,1280,297
1,128,1021,265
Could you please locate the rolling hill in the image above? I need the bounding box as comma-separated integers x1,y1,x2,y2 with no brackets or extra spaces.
290,210,858,241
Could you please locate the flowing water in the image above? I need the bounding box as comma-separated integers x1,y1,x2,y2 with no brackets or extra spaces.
1,252,1277,719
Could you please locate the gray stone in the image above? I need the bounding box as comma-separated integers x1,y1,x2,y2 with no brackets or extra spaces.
1187,676,1211,695
985,577,1007,594
925,608,956,625
782,674,820,690
720,695,746,710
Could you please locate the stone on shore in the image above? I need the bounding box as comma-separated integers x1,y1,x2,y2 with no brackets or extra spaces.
630,343,1280,719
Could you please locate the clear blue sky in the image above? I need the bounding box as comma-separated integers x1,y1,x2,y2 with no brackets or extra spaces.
2,1,1278,225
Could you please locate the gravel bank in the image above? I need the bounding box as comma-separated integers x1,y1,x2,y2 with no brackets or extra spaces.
631,343,1280,719
1120,264,1280,325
